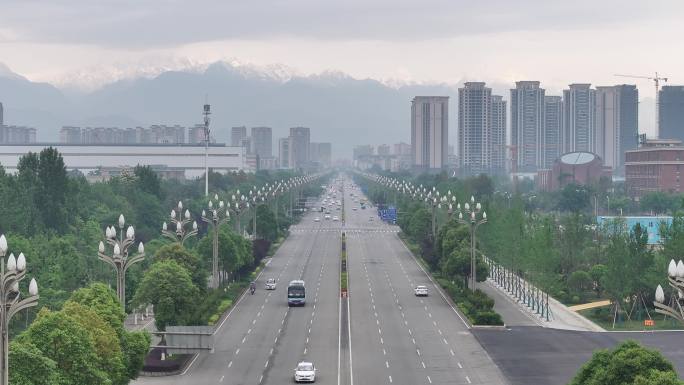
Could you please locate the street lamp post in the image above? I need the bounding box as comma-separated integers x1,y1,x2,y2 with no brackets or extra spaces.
654,259,684,323
162,201,198,245
0,234,39,385
456,196,487,290
202,195,230,289
98,214,145,309
230,192,249,236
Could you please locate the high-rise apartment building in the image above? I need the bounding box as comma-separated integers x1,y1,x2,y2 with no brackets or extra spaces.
60,125,185,145
251,126,273,157
278,137,291,169
289,126,310,170
377,144,391,156
231,126,247,147
0,125,36,144
458,83,491,175
188,124,207,144
310,142,332,167
563,84,596,154
595,85,638,172
393,142,411,156
659,86,684,142
543,96,563,169
411,96,449,170
511,81,545,172
491,95,507,174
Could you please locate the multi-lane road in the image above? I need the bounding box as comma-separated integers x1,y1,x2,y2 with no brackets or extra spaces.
134,178,508,385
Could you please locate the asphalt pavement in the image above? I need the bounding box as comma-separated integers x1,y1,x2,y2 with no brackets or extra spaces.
344,183,508,385
473,326,684,385
133,178,509,385
133,202,342,385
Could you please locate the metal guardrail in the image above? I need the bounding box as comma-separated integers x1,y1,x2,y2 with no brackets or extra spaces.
482,255,554,322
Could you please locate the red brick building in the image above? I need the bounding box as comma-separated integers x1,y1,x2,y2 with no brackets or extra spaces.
537,152,610,191
625,139,684,197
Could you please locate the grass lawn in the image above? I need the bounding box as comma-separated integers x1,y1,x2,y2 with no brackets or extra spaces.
579,309,684,331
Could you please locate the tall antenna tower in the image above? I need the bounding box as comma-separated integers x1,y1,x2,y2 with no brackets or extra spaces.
203,97,211,196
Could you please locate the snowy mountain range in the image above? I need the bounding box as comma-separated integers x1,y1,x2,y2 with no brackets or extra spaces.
0,61,656,157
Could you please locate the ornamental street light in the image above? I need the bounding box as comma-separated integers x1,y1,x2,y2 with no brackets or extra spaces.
162,201,198,245
229,191,250,236
98,214,145,309
0,234,38,385
654,259,684,324
456,196,487,290
202,195,231,289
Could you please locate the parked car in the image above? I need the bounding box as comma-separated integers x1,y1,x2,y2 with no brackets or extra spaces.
332,216,339,221
414,285,429,297
314,217,320,222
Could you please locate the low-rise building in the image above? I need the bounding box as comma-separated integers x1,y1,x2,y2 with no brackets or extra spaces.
625,139,684,197
537,151,610,191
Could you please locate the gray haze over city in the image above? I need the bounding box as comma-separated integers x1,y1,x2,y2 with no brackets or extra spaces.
1,0,683,156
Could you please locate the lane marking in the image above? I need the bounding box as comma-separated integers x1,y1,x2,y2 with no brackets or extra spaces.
228,361,232,368
466,375,472,384
427,375,432,384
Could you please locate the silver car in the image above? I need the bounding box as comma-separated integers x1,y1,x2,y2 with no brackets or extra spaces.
294,361,316,382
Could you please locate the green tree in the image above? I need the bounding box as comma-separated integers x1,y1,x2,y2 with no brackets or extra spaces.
69,283,150,381
18,309,110,385
568,270,592,300
134,165,162,199
154,243,207,291
133,260,199,330
589,264,608,297
196,226,247,279
121,330,152,380
569,340,683,385
62,301,127,385
558,184,590,213
37,147,69,231
8,340,61,385
640,191,676,215
252,204,278,242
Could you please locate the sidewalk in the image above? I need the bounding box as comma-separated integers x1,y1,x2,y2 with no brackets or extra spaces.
125,305,156,332
482,278,604,332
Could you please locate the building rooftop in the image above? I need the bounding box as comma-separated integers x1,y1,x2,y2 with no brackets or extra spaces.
559,152,597,165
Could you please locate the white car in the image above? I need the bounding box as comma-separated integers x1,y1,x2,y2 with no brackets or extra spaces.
332,216,339,221
414,285,429,297
324,214,331,220
294,361,316,383
352,207,358,211
314,217,320,222
265,278,276,290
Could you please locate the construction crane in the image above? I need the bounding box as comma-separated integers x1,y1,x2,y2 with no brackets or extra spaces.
614,72,668,139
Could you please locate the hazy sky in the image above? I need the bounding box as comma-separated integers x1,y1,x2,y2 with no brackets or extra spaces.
1,0,683,102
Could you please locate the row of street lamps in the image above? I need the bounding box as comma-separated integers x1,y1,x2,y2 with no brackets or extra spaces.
0,173,325,382
364,173,487,290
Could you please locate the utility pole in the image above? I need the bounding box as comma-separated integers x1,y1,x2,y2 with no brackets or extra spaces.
203,100,211,197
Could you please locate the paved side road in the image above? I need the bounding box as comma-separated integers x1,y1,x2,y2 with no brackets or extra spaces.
473,326,684,385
